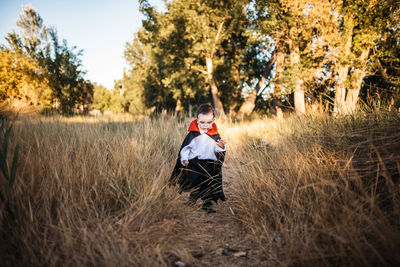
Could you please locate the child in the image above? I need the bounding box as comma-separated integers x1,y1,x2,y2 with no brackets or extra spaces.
170,104,226,213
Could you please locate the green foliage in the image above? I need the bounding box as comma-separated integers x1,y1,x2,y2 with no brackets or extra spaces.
360,0,400,109
126,0,268,113
91,83,124,113
119,72,148,115
0,5,93,113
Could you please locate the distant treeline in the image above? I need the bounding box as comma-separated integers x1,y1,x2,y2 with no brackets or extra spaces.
0,5,93,113
121,0,400,116
1,2,399,116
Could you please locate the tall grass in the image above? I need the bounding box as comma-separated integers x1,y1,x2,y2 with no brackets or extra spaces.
228,112,400,266
1,111,399,266
0,115,200,266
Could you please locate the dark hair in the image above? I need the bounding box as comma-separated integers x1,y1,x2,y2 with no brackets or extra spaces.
196,103,215,118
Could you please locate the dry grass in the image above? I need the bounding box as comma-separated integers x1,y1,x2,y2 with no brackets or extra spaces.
1,111,399,266
1,115,201,266
227,112,400,266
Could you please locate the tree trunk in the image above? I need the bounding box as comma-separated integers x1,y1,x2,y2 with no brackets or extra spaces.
273,97,283,119
237,50,276,116
344,49,369,113
272,50,285,119
344,87,360,113
294,79,305,115
229,65,241,116
334,65,350,114
290,47,305,115
174,98,182,117
238,90,257,117
206,56,225,117
188,103,192,118
334,13,354,115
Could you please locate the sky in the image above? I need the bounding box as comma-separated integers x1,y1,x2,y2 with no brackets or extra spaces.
0,0,165,89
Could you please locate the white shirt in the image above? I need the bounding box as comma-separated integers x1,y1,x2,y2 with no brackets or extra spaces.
180,132,226,165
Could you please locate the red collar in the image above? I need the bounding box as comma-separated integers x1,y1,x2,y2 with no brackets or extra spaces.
188,119,219,135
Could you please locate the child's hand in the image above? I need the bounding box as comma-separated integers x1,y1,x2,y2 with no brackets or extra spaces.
183,160,189,166
217,139,226,149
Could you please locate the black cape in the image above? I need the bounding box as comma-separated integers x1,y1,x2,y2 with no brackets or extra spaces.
169,131,226,203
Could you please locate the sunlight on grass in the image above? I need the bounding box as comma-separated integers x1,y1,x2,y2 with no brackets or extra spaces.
227,112,400,266
1,111,399,266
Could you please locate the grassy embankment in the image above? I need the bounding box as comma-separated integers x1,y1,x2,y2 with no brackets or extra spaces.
0,111,399,266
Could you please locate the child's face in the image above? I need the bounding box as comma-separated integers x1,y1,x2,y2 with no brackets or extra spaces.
197,112,214,132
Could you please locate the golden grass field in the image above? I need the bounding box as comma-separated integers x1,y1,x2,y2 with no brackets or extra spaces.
1,111,399,266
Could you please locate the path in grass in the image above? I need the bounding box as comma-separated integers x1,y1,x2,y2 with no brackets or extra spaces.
177,165,272,267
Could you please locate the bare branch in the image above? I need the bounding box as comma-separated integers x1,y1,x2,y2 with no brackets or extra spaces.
211,20,225,58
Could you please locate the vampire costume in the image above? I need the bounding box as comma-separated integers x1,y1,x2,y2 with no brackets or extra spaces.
169,120,226,205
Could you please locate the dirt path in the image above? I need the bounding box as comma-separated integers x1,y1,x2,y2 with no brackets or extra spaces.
176,168,270,267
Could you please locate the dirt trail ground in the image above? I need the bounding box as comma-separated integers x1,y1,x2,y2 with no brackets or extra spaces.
179,167,272,267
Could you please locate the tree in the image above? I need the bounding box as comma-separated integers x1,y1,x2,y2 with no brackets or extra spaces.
126,0,399,116
330,0,400,114
361,5,400,110
91,83,123,113
1,5,93,113
252,0,337,115
237,46,276,116
0,49,52,109
119,71,148,114
131,0,256,116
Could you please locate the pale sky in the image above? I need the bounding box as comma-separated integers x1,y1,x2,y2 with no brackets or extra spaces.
0,0,165,89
